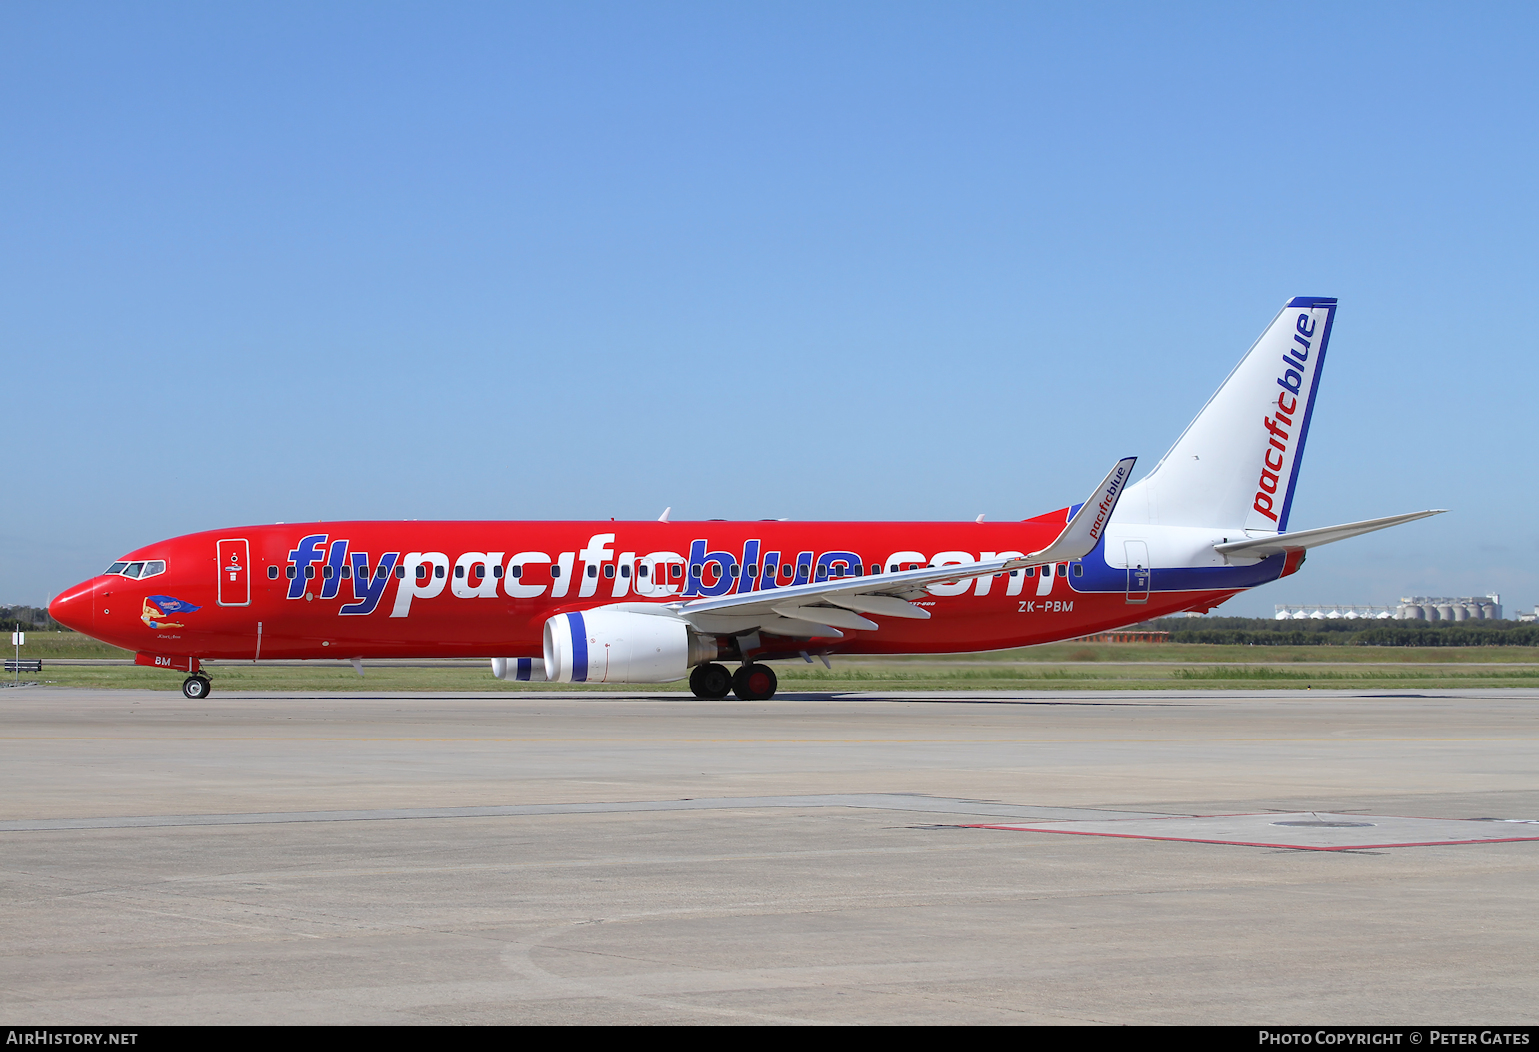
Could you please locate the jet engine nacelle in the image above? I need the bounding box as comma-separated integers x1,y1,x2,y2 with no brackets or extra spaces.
542,609,716,684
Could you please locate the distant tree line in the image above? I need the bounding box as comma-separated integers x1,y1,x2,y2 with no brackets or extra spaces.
1,606,63,631
1133,616,1539,647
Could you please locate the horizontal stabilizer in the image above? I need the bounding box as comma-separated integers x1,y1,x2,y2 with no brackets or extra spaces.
1213,510,1446,559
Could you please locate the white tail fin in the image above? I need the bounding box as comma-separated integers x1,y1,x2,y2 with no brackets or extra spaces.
1115,297,1336,531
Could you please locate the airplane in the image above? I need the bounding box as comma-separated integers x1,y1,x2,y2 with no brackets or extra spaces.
49,297,1443,701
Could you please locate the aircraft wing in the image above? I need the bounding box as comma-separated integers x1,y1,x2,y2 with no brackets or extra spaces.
666,457,1136,639
1212,509,1446,560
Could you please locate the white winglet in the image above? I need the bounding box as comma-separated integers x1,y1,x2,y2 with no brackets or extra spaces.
1010,457,1137,568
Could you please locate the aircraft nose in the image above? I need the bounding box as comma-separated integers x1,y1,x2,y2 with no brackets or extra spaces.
49,579,95,633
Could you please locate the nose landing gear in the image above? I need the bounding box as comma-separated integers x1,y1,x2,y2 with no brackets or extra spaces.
182,674,212,699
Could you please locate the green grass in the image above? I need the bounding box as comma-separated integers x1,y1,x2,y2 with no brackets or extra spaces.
6,632,134,659
9,632,1538,692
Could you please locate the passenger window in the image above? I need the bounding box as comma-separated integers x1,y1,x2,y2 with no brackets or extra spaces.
603,564,615,578
435,565,445,579
672,564,683,580
551,565,561,577
341,565,352,579
493,565,504,579
1073,563,1083,577
620,565,630,578
691,565,702,578
323,565,334,579
1024,566,1035,577
510,565,523,579
638,564,649,578
587,565,597,578
730,565,740,577
416,565,427,580
286,566,297,579
305,565,315,579
455,566,465,579
395,566,406,579
268,566,279,579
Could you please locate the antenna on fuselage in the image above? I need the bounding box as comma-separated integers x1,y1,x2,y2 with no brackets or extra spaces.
658,507,671,523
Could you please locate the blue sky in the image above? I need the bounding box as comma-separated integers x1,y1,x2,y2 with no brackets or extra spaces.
3,2,1536,617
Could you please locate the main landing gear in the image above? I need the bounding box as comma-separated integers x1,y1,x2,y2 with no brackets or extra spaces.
688,662,731,699
689,662,778,701
731,663,777,701
182,674,212,699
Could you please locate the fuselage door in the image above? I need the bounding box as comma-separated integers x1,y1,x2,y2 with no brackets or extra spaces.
217,538,250,607
1124,540,1150,604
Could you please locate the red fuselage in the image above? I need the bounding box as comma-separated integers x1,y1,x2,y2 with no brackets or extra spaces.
49,514,1252,664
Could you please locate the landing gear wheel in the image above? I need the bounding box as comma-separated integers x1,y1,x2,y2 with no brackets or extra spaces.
182,675,212,700
731,663,777,701
689,662,732,699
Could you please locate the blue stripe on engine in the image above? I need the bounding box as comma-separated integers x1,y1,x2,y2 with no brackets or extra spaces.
569,611,588,682
516,658,532,682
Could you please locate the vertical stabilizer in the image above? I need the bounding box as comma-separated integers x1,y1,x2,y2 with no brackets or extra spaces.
1115,297,1336,532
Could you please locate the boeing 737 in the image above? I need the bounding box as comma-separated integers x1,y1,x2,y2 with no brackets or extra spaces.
49,297,1442,700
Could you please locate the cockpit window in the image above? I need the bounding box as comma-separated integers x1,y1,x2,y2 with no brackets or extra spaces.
105,559,166,579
